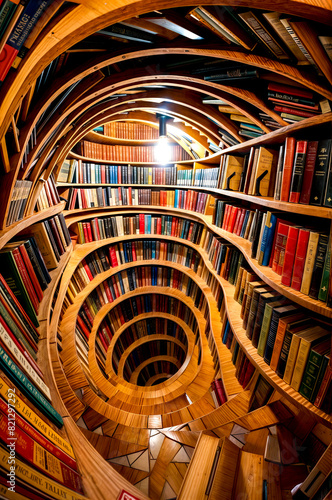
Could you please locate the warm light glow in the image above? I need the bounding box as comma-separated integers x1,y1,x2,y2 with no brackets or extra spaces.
154,136,171,164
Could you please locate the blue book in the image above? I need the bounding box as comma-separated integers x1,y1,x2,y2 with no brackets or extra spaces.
117,273,125,295
174,190,179,208
7,0,54,51
152,241,156,259
222,320,230,344
146,215,152,234
123,243,129,263
240,210,250,238
259,212,278,266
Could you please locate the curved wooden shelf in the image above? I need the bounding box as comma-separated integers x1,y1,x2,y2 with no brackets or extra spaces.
0,202,66,249
60,183,332,219
62,205,332,317
56,231,332,424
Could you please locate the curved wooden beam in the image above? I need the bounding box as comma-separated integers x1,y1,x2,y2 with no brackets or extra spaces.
129,355,182,385
1,0,331,140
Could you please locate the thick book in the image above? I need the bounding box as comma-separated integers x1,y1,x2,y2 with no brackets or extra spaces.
299,141,319,205
280,226,299,287
298,339,331,401
220,155,244,191
318,235,331,302
289,140,308,203
246,286,270,340
263,305,298,364
290,229,310,291
269,312,306,372
256,300,287,356
258,212,279,266
280,137,296,202
251,147,277,197
248,375,274,412
251,292,282,348
309,139,332,206
300,231,320,295
308,233,329,299
20,221,59,270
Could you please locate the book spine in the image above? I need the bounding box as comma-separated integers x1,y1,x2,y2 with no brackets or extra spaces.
309,139,332,206
280,137,296,202
0,347,63,427
289,140,308,203
0,411,83,493
281,226,299,287
308,233,329,299
290,339,312,391
291,229,310,291
0,447,86,500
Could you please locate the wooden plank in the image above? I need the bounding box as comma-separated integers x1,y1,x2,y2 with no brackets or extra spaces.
208,438,240,500
149,437,181,500
233,451,264,500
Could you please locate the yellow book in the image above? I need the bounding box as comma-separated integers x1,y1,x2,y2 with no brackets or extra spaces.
0,377,75,458
221,155,244,191
230,114,255,124
0,447,85,500
300,231,320,295
251,147,277,197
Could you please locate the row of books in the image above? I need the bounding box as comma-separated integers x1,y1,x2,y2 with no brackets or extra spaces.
103,121,159,140
69,240,202,300
58,159,179,186
177,169,193,186
75,214,203,245
0,273,83,496
218,138,332,207
77,140,191,163
193,167,219,188
0,0,54,84
213,202,331,305
6,179,33,226
0,215,71,325
65,186,211,214
35,174,61,211
187,6,332,76
214,246,331,411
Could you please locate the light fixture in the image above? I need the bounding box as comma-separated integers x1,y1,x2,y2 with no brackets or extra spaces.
154,115,171,164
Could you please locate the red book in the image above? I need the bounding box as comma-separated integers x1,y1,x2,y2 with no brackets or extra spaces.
0,410,83,493
272,222,290,274
82,302,94,325
82,260,94,281
241,361,255,388
86,222,93,242
281,226,299,286
268,82,314,99
77,315,90,339
213,378,227,404
171,218,176,236
280,137,296,202
299,141,319,205
117,165,122,184
235,208,245,235
268,98,319,111
17,243,43,302
192,190,199,211
0,397,77,471
222,204,232,230
238,357,250,386
92,218,101,240
111,275,120,298
82,223,89,243
290,229,310,291
127,186,132,205
139,214,145,234
103,280,113,303
98,330,108,351
100,164,106,183
69,188,78,210
274,105,319,117
11,248,39,313
131,242,137,261
227,206,239,232
232,208,242,235
0,44,18,82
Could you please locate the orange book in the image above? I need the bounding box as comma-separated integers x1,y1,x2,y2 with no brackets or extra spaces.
280,137,296,202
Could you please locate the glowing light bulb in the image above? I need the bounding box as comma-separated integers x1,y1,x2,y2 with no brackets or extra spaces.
154,136,171,164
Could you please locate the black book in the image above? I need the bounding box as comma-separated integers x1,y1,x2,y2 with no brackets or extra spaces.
57,213,71,247
309,139,332,206
250,210,264,258
28,236,51,284
246,286,270,340
308,233,329,299
251,292,282,348
275,318,313,378
248,375,274,412
263,305,298,364
43,220,61,261
23,239,49,291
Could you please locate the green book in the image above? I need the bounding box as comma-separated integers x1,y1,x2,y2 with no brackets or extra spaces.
0,300,37,360
299,339,331,401
0,250,39,327
257,300,285,356
0,346,63,428
318,235,331,302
